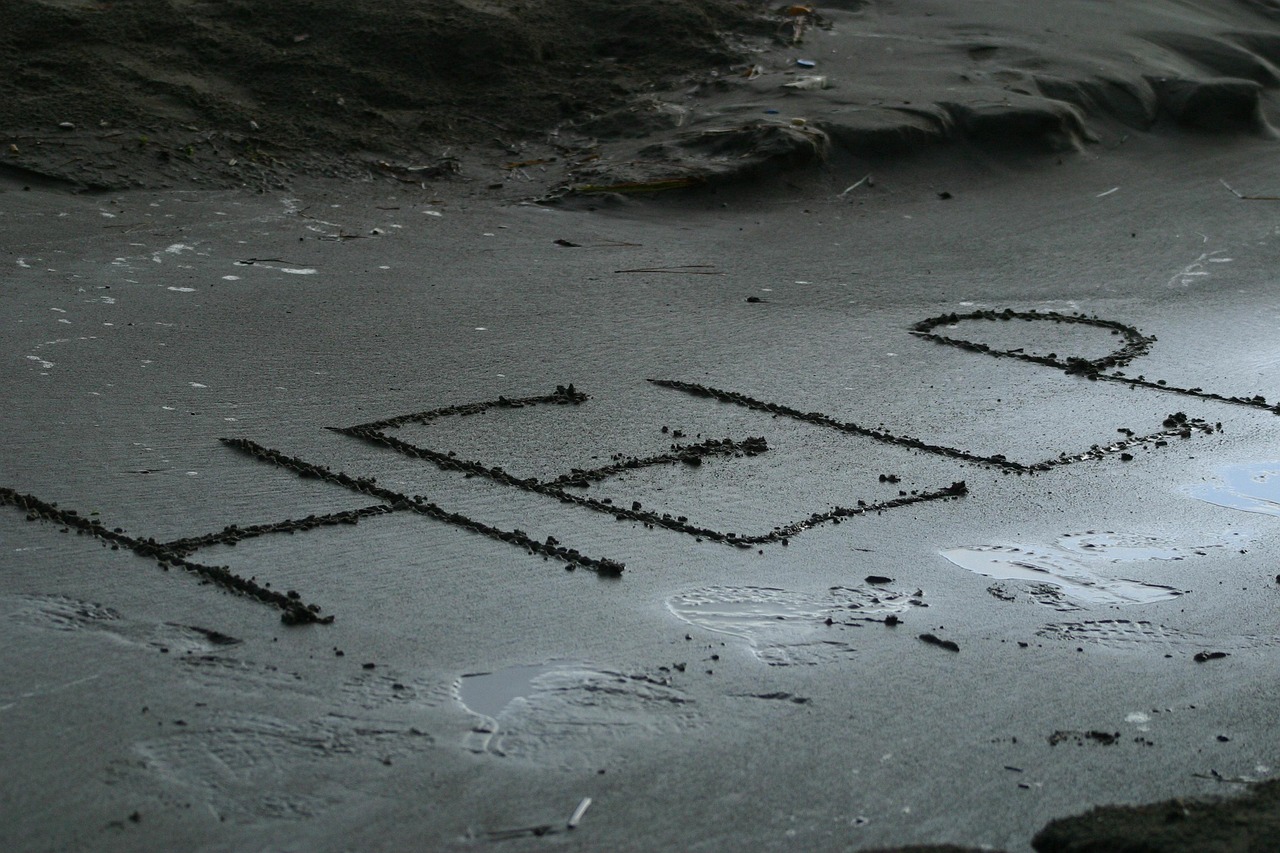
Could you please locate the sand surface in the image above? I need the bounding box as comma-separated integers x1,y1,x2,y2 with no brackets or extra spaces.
4,2,1280,852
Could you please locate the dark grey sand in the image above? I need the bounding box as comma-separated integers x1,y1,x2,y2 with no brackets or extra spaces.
4,2,1280,852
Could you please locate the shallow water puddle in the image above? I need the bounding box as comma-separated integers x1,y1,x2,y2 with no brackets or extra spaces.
667,585,923,665
941,545,1182,606
940,532,1208,608
1190,462,1280,516
458,664,563,719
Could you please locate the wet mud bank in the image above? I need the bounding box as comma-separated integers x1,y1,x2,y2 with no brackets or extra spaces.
1031,779,1280,853
0,0,774,191
6,1,1280,196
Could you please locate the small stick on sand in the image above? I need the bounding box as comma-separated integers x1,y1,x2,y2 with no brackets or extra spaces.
481,824,558,840
1192,770,1256,784
839,174,870,196
614,265,722,275
1221,179,1280,200
567,797,592,830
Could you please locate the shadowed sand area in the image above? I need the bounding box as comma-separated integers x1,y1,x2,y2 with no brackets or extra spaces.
4,0,1280,193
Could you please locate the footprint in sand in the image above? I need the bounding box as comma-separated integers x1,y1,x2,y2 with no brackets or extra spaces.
666,585,926,666
124,710,433,823
7,592,444,718
337,668,447,713
455,664,698,767
6,593,243,653
7,597,449,825
1036,619,1277,652
941,530,1243,610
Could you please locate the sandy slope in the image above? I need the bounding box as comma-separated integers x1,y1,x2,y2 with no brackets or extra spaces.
4,1,1280,193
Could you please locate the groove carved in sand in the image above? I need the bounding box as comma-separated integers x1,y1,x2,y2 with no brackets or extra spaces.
4,310,1258,624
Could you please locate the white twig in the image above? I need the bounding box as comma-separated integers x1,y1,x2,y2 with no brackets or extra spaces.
567,797,592,829
840,175,871,196
1221,179,1280,200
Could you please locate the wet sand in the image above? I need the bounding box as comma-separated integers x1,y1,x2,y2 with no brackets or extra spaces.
4,2,1280,852
4,130,1280,852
